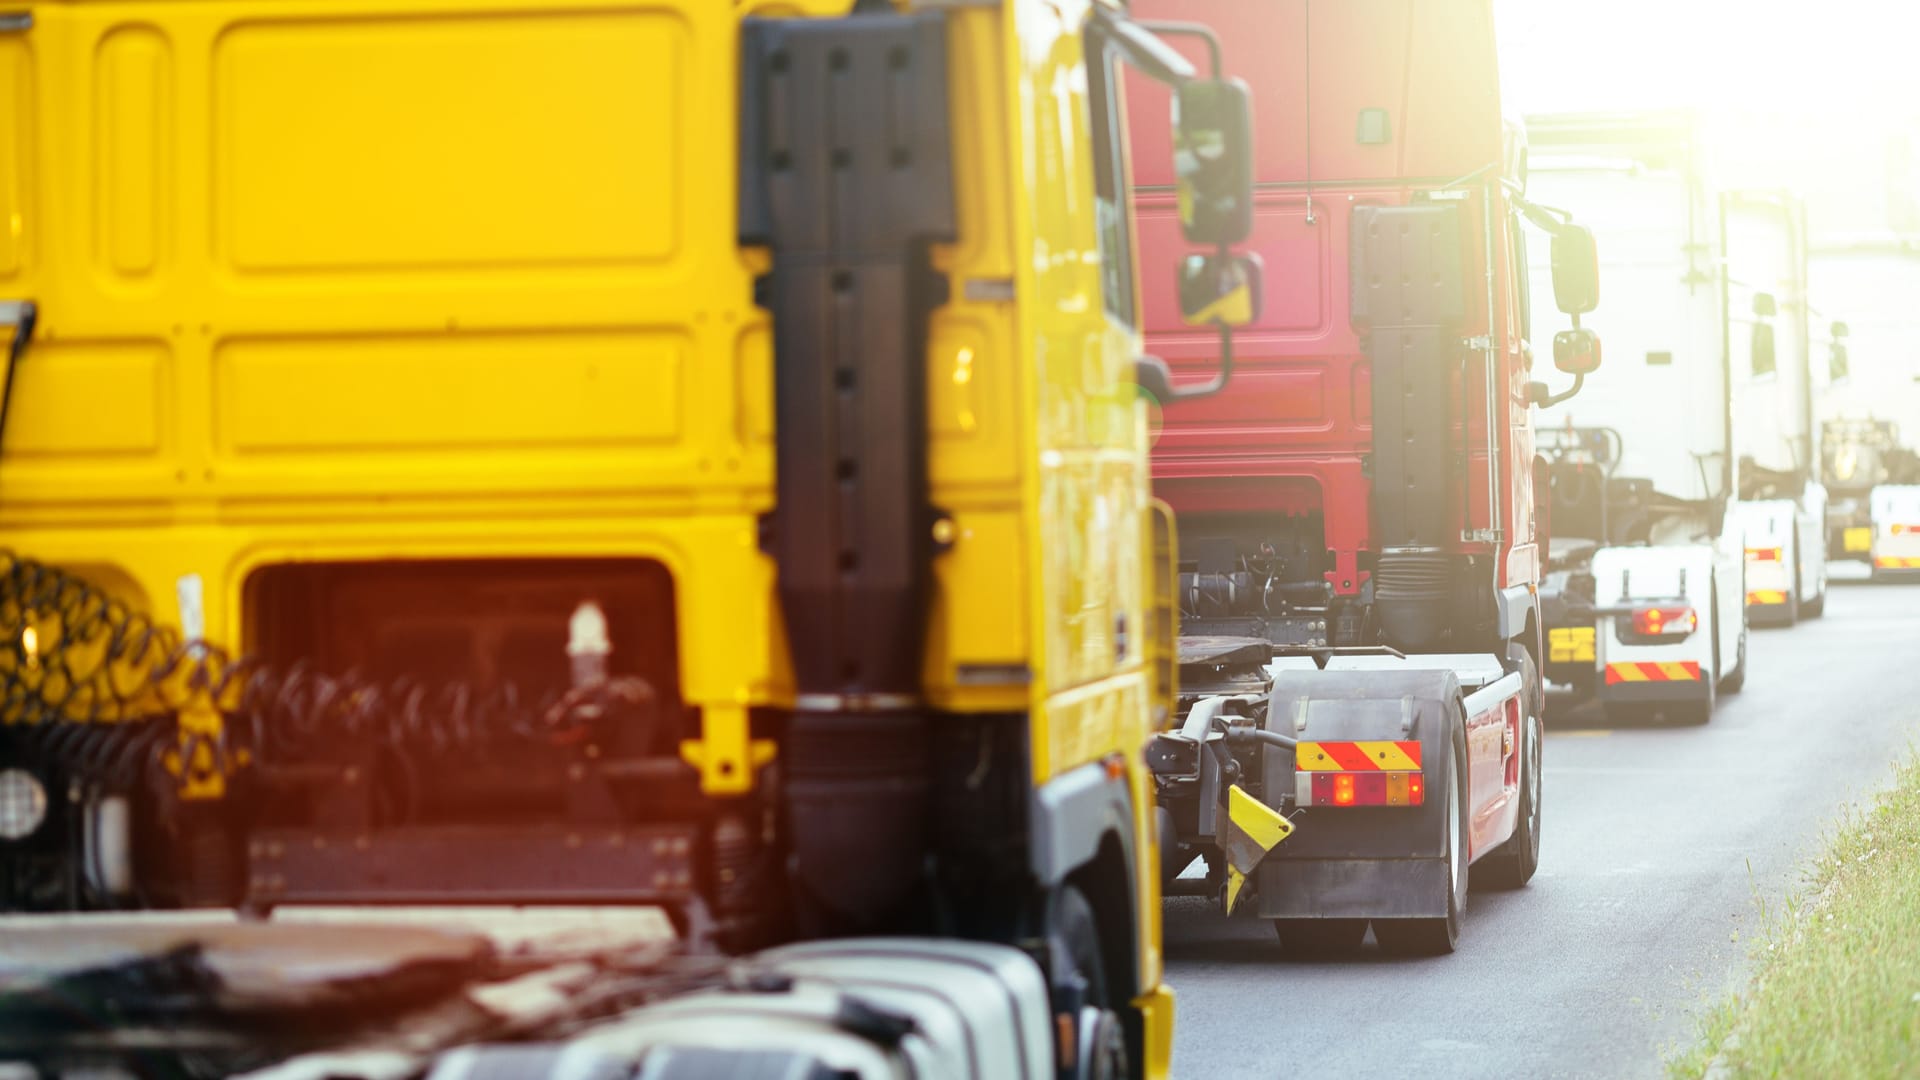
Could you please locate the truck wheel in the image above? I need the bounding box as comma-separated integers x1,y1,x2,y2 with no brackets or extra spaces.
1473,707,1542,890
1718,630,1747,694
1803,575,1826,618
1050,885,1129,1080
1373,718,1468,956
1272,918,1368,956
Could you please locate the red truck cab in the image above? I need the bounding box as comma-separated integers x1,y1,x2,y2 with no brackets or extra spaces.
1131,0,1584,669
1128,0,1602,953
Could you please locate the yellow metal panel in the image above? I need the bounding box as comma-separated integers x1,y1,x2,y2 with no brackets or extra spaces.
3,0,775,802
735,321,774,447
96,25,171,280
924,509,1030,711
213,331,685,455
217,10,683,273
1131,984,1175,1080
1,32,34,281
5,340,167,457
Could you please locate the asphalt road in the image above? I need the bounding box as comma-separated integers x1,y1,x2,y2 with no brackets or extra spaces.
1162,580,1920,1080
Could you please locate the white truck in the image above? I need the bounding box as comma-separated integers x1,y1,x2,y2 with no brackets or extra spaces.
1810,236,1920,578
1526,112,1827,722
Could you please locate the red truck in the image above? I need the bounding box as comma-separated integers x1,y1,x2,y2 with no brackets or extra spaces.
1130,0,1603,953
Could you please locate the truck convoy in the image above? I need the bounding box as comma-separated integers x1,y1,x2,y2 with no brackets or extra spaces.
1527,112,1828,724
0,0,1265,1076
1812,237,1920,577
1125,0,1601,955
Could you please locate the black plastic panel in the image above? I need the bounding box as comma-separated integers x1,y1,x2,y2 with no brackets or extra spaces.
740,12,956,699
1350,204,1465,551
246,824,698,907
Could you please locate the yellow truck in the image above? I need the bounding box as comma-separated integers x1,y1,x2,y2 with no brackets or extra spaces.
0,1,1263,1076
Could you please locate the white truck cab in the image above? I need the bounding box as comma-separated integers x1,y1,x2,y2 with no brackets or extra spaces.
1525,111,1818,723
1730,494,1829,623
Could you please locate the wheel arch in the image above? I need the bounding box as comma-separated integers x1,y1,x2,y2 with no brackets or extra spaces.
1030,761,1142,1005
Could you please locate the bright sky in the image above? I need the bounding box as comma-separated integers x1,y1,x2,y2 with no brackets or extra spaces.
1495,0,1920,117
1495,0,1920,234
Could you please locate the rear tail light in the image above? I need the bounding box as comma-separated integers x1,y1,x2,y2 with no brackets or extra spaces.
1893,524,1920,536
1745,546,1781,562
1308,771,1424,808
1631,605,1697,637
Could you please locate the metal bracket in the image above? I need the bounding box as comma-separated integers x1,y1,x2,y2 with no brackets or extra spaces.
963,277,1016,303
0,13,30,32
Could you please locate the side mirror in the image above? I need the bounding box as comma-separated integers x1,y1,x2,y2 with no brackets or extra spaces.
1554,327,1602,376
1139,253,1261,404
1550,225,1600,316
1753,292,1777,318
1173,78,1254,246
1752,322,1777,377
1830,320,1851,381
1178,252,1264,327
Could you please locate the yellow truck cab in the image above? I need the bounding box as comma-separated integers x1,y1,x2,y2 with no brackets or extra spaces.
0,1,1260,1075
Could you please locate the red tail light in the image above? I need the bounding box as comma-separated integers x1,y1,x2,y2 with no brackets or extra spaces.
1893,524,1920,536
1745,546,1781,562
1310,772,1424,807
1332,773,1356,806
1631,606,1697,637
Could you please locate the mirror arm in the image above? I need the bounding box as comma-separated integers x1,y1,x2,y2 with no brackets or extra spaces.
1168,321,1237,402
1172,321,1236,402
1512,192,1575,235
1137,324,1237,406
1133,19,1223,78
1530,372,1586,409
1093,7,1196,86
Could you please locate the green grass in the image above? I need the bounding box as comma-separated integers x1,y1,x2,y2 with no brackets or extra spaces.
1672,752,1920,1078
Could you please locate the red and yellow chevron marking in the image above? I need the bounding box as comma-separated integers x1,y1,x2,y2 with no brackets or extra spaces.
1605,661,1701,685
1296,740,1422,772
1874,556,1920,569
1746,589,1788,605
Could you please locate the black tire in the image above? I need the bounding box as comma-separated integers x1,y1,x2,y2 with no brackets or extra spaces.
1272,918,1369,956
1781,581,1800,627
1719,629,1747,694
1051,885,1129,1080
1373,716,1468,957
1078,1007,1129,1080
1473,704,1542,891
1803,574,1826,618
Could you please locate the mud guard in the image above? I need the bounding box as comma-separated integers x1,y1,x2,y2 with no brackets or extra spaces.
1255,668,1464,920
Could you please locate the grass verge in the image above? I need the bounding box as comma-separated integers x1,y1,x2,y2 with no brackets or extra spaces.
1671,751,1920,1077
